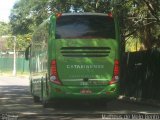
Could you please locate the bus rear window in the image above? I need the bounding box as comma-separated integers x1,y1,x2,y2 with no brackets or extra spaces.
56,15,115,39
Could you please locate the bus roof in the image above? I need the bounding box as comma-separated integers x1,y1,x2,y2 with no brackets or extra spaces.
59,12,112,17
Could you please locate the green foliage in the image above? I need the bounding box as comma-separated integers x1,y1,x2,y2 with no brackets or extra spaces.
125,37,143,52
0,22,11,36
9,0,160,51
9,0,113,35
6,34,32,51
49,0,112,13
116,0,160,49
10,0,34,35
0,22,11,51
16,34,32,51
9,0,113,51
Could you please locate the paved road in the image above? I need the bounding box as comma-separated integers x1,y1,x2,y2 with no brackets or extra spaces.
0,76,159,120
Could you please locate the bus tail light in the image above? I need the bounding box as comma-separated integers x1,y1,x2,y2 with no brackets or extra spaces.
50,60,62,85
56,13,62,18
108,60,119,85
108,12,113,17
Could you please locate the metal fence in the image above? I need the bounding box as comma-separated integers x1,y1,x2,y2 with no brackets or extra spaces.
0,51,29,73
121,49,160,101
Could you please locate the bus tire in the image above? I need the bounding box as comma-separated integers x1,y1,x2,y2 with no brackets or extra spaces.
33,95,40,103
42,99,50,108
91,100,108,107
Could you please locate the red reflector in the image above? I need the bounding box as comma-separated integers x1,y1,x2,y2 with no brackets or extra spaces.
114,60,119,76
109,60,120,85
51,60,57,75
50,60,62,85
108,80,117,85
108,12,113,17
114,60,119,65
106,92,111,95
56,13,62,18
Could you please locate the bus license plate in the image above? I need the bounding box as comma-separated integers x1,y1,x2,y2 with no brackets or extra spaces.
80,89,92,94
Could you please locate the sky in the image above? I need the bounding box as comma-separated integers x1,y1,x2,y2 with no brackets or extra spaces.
0,0,18,22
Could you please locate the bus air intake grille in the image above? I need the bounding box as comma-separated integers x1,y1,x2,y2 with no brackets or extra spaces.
61,47,111,57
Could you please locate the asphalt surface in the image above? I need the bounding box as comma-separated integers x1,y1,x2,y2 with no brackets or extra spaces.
0,76,160,120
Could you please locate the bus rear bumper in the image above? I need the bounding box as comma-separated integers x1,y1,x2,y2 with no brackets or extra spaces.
48,83,119,100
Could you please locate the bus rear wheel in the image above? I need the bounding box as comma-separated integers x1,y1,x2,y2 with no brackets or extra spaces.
91,100,108,107
33,96,40,103
42,99,50,108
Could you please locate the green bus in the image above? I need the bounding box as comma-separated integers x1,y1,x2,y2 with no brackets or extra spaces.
25,12,120,106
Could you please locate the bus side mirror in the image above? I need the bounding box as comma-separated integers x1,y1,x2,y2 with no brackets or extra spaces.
25,45,31,60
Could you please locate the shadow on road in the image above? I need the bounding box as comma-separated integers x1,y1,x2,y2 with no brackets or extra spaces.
0,85,159,120
0,85,41,113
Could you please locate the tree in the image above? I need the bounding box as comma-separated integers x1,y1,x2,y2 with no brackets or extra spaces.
10,0,113,36
0,22,11,36
115,0,160,50
0,22,11,51
9,0,160,51
10,0,35,35
9,0,114,51
9,0,50,50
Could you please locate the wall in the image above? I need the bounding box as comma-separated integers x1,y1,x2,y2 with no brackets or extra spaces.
121,49,160,100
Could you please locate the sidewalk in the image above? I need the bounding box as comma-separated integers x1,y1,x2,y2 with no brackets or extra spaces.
0,75,29,86
118,95,160,108
0,72,29,77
